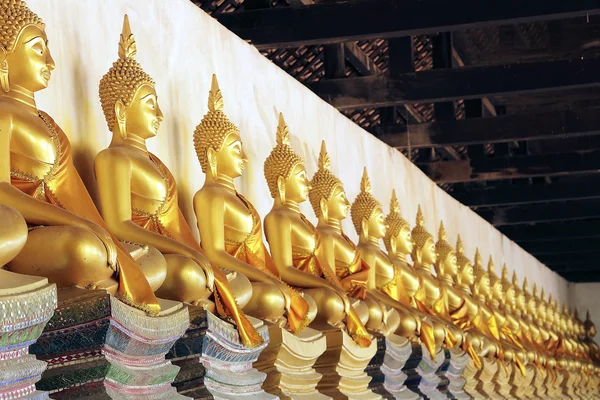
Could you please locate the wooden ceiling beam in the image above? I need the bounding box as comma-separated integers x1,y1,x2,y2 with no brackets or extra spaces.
536,252,600,267
500,220,600,242
309,56,600,110
523,238,600,256
376,107,600,148
478,199,600,226
418,149,600,184
216,0,600,49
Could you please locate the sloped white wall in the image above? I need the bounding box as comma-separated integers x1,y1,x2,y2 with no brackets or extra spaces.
27,0,569,302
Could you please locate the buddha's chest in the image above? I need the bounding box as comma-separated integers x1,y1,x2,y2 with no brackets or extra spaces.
10,114,58,172
129,155,168,203
418,273,441,303
397,264,420,298
331,235,358,270
223,192,254,239
290,216,316,252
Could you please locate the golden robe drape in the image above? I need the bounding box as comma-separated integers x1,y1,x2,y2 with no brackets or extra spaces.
10,111,159,314
129,154,263,347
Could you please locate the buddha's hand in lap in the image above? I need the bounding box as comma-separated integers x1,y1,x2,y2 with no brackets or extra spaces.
80,220,118,271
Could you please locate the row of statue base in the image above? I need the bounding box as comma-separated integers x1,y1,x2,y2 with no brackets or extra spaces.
2,282,598,400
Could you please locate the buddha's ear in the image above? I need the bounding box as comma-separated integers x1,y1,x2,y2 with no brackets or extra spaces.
207,147,218,179
319,198,328,222
0,46,8,93
389,235,397,255
277,176,286,204
360,217,369,239
115,100,127,140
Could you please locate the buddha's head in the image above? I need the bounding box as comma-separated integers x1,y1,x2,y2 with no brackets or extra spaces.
488,256,503,302
264,113,309,205
501,264,516,309
537,288,547,323
434,222,458,278
99,15,162,141
309,141,349,223
585,311,597,339
351,168,386,240
455,236,474,287
547,295,555,324
513,273,526,312
383,190,413,256
411,206,436,267
0,0,53,94
194,74,247,181
522,279,536,317
472,249,491,298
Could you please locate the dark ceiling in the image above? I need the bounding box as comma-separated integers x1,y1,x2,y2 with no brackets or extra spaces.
192,0,600,283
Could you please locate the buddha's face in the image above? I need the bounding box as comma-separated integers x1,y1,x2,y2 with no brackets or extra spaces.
478,275,491,297
394,226,414,255
459,262,474,286
588,325,597,338
526,298,536,316
5,25,55,92
215,132,247,178
125,84,163,139
326,185,350,220
491,281,503,300
505,286,516,309
441,251,458,276
367,206,387,239
421,238,437,265
516,292,526,310
285,163,310,203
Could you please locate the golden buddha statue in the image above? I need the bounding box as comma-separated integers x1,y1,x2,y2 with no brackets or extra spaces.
193,75,312,333
0,0,158,314
263,117,370,347
93,16,262,347
383,189,447,358
0,205,27,267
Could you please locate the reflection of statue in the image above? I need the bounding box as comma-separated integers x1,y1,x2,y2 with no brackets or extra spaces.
94,17,261,347
193,75,312,332
1,0,158,314
383,190,447,359
264,125,370,347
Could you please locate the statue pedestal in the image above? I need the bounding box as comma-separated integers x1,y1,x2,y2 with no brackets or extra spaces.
445,349,470,400
509,363,534,399
532,367,548,399
380,335,417,400
254,325,327,399
31,288,189,399
313,328,380,400
366,334,394,399
561,369,578,400
475,358,500,399
402,343,446,399
493,360,511,399
0,271,56,400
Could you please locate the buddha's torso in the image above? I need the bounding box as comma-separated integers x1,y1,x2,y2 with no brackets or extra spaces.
491,303,508,330
122,149,168,215
288,211,317,255
445,283,468,314
505,309,521,334
206,186,254,244
328,228,361,275
391,258,420,299
414,266,441,308
7,103,58,180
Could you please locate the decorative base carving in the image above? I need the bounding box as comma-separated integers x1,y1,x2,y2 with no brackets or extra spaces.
493,360,512,399
509,363,534,399
31,288,189,399
254,325,327,399
445,349,470,400
366,334,394,399
402,343,446,399
313,328,380,400
475,358,500,399
0,271,56,400
532,367,548,399
380,335,418,400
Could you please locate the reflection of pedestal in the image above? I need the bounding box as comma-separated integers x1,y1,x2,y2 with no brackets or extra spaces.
380,335,417,399
32,288,189,399
366,334,393,399
445,349,470,399
167,307,272,400
255,325,327,399
0,272,56,399
402,343,446,399
314,329,380,400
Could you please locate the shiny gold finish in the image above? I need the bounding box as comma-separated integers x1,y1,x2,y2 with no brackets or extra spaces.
0,1,159,314
193,75,311,333
0,205,27,267
94,16,262,347
264,120,371,347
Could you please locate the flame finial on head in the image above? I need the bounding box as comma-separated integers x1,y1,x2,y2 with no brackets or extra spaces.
118,15,136,60
390,189,400,214
264,112,303,199
412,205,434,255
208,74,224,113
318,140,331,171
435,221,454,267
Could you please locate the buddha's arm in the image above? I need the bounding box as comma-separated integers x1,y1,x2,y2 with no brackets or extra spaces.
265,212,340,293
193,190,285,288
0,116,117,266
94,149,214,288
357,247,378,290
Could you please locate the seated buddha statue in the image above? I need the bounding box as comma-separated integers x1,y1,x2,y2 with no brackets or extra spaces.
193,75,313,333
308,144,394,335
262,117,370,347
383,190,447,358
583,311,600,363
0,0,159,314
410,207,464,349
351,169,428,339
512,274,538,366
93,17,262,347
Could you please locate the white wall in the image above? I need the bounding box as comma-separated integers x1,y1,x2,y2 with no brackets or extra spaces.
26,0,570,302
569,283,600,345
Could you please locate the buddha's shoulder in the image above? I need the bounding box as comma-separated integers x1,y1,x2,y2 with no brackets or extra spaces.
194,184,230,203
95,146,132,165
0,101,31,123
264,208,293,225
